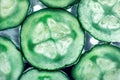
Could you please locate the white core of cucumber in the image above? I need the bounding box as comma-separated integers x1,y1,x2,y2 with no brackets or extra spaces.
0,0,17,17
56,37,73,56
34,37,73,59
47,18,71,39
98,15,120,29
34,41,57,59
33,18,73,59
89,1,104,23
0,52,11,74
32,23,50,44
96,57,116,71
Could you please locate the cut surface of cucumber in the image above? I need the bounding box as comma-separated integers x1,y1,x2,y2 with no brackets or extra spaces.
21,8,84,70
0,0,29,30
0,37,23,80
40,0,76,8
72,44,120,80
78,0,120,42
20,69,69,80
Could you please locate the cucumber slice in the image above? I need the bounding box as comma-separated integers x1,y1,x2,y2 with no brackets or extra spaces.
21,8,84,70
20,69,69,80
78,0,120,42
0,36,23,80
72,44,120,80
0,0,29,30
40,0,76,8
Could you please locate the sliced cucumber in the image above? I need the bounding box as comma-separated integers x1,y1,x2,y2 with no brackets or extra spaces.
0,0,29,30
72,44,120,80
20,69,69,80
0,36,23,80
40,0,76,8
78,0,120,42
21,8,84,70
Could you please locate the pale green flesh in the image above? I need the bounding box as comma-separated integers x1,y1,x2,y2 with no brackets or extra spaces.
32,18,74,59
88,0,120,30
0,0,17,18
73,45,120,80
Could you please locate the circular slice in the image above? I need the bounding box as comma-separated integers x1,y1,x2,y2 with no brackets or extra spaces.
72,44,120,80
20,69,69,80
40,0,76,8
0,36,23,80
78,0,120,42
0,0,29,30
21,8,84,70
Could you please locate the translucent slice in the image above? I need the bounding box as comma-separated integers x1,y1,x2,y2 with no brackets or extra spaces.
0,37,23,80
21,8,84,70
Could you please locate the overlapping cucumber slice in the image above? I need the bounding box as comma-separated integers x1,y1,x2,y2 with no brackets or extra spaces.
72,44,120,80
0,37,23,80
40,0,76,8
21,8,84,70
78,0,120,42
0,0,29,30
20,69,69,80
